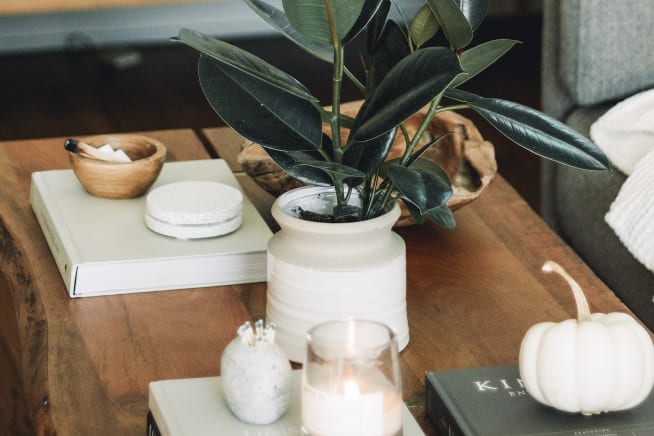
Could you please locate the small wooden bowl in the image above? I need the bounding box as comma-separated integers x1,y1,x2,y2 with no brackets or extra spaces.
68,134,167,199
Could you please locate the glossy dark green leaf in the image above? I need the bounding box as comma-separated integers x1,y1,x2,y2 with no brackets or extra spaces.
409,157,452,182
403,201,456,227
403,201,427,225
282,0,365,45
366,0,391,54
266,148,333,186
368,21,410,90
198,54,322,151
343,127,397,177
453,39,519,87
177,29,316,102
455,0,489,31
410,4,440,48
242,0,333,62
319,131,336,160
353,47,463,141
343,0,386,44
426,204,456,228
446,89,610,170
427,0,473,49
387,162,452,214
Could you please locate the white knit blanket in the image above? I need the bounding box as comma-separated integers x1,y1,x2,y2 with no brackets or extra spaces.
590,88,654,273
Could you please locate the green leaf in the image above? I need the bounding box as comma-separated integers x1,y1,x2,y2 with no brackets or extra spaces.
455,0,489,31
198,54,322,151
368,20,410,90
343,0,386,44
409,157,452,182
410,4,440,48
445,89,610,170
353,47,463,141
343,127,397,177
282,0,366,45
266,148,333,186
427,0,473,49
294,159,366,179
366,0,391,54
403,201,427,225
387,163,452,214
403,201,456,228
426,204,456,228
242,0,333,62
177,29,316,103
453,39,519,87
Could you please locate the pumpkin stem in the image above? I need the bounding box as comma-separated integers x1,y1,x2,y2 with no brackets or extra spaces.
542,261,592,322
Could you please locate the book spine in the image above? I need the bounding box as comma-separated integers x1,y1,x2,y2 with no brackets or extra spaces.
425,374,466,436
29,174,77,295
146,410,163,436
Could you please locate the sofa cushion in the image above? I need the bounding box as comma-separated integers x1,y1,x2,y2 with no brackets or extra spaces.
559,0,654,107
551,105,654,329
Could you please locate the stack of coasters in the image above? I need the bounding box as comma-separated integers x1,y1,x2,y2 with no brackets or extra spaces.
145,181,243,239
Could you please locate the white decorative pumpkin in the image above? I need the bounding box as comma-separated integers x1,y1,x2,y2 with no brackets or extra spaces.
519,261,654,415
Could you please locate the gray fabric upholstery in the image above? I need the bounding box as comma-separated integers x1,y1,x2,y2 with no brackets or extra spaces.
541,0,572,120
540,0,654,329
549,107,654,328
559,0,654,106
541,0,654,120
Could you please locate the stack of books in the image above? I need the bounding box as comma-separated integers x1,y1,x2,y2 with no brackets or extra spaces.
426,365,654,435
30,159,272,297
148,370,425,435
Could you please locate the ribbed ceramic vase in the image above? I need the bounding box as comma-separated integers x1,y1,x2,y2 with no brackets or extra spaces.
266,186,409,363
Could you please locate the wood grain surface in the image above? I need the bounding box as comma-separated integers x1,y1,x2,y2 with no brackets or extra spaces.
0,130,262,435
0,127,644,435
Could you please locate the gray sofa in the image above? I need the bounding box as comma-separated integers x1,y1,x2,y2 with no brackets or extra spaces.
540,0,654,329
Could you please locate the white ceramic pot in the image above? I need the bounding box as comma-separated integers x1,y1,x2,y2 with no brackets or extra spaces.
266,186,408,362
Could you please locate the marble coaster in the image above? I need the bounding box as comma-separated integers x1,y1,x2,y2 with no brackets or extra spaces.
145,181,243,239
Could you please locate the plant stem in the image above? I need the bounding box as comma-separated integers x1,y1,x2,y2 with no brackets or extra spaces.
344,67,365,92
376,185,395,216
400,98,440,166
331,46,344,156
326,0,346,208
363,172,380,217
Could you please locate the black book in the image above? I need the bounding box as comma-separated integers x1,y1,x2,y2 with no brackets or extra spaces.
426,365,654,436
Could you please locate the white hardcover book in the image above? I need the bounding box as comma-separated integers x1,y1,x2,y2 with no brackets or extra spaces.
30,159,272,297
148,370,426,436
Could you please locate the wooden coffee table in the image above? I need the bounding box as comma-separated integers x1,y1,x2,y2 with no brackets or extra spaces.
0,128,641,435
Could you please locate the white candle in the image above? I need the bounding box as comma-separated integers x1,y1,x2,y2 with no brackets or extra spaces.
301,377,402,436
302,320,402,436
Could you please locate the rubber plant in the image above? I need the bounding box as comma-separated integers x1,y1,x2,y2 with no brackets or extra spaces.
176,0,609,226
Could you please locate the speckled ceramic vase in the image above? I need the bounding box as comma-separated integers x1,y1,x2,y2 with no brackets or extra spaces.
266,186,409,363
220,336,292,424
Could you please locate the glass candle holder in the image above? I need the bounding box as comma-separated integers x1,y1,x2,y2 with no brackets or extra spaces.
301,319,402,436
